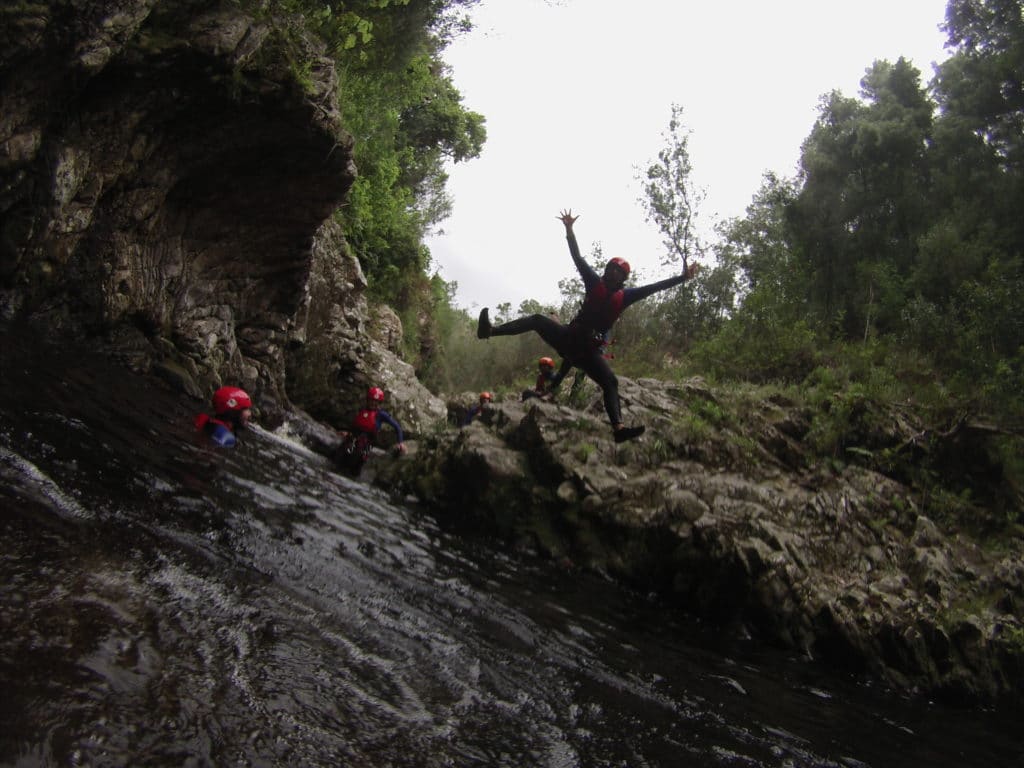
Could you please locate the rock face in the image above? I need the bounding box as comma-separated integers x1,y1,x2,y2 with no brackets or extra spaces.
379,377,1024,706
0,0,446,433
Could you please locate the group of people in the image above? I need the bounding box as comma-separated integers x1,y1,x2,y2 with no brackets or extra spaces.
196,209,699,463
195,383,405,475
462,354,559,426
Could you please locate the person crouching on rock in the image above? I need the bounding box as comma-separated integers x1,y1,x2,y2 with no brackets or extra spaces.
463,391,493,426
521,356,563,402
336,386,406,473
195,386,252,447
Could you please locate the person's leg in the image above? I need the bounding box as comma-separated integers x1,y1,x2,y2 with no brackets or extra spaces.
578,353,644,442
551,358,573,388
568,369,586,404
478,311,568,351
579,353,620,424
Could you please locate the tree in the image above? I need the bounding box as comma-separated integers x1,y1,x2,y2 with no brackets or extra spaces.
634,105,727,353
694,174,819,382
719,172,802,302
935,0,1024,171
788,59,935,339
321,0,485,312
920,0,1024,396
637,104,707,271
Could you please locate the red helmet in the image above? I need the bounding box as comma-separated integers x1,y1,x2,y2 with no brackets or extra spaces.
479,391,492,402
213,386,252,415
606,257,631,277
538,357,554,369
367,386,385,402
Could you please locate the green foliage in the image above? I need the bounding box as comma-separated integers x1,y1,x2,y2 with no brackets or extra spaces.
338,48,485,306
565,370,593,409
255,0,485,335
688,397,729,429
1000,623,1024,656
919,486,977,529
637,104,707,269
804,380,878,459
235,0,486,386
422,292,561,395
671,408,712,444
692,290,819,384
787,59,934,340
796,339,944,463
936,0,1024,170
575,442,597,463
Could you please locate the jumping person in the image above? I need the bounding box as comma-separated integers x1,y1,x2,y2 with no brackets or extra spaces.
477,209,700,443
194,386,253,447
335,386,405,474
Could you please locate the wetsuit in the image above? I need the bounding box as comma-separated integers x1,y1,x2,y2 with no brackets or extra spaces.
194,412,243,447
337,407,404,473
352,408,404,443
488,230,690,426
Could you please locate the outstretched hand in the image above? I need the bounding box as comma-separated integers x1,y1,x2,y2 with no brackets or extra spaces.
684,262,701,280
557,209,578,230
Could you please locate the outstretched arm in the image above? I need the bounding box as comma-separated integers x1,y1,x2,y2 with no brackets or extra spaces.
377,410,405,444
622,262,701,308
558,209,600,288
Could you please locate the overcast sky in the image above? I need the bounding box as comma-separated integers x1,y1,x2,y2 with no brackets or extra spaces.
424,0,951,311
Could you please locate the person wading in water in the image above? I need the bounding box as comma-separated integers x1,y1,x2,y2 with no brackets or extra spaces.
195,386,253,447
477,209,700,443
335,386,405,474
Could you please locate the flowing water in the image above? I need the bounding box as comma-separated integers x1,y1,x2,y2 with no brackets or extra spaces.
0,336,1020,767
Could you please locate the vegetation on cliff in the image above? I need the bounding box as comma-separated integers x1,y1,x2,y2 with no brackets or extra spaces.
252,0,485,366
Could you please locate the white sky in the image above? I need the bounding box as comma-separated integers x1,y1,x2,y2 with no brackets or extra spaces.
424,0,951,311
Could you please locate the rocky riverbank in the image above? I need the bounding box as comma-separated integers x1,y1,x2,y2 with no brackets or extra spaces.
369,377,1024,707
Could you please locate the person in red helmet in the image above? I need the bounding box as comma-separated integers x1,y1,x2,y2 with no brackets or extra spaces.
521,357,562,402
335,386,406,474
194,385,253,447
477,209,700,443
463,391,493,425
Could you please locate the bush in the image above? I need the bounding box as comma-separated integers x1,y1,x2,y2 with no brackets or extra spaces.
692,308,819,384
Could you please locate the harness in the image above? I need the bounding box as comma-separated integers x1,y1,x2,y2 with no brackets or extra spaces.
567,281,623,358
335,431,373,474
